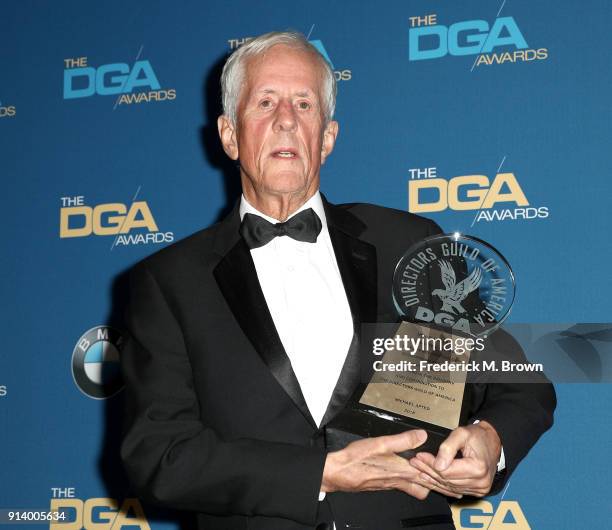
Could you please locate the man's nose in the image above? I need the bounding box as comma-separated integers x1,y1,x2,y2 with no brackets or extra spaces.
273,99,297,132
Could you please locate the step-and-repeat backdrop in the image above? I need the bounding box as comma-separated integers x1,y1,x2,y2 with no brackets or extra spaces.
2,1,611,528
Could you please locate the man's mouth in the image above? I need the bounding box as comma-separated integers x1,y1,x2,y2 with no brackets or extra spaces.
271,148,298,159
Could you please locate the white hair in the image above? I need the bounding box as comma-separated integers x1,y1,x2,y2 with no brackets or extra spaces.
220,31,337,125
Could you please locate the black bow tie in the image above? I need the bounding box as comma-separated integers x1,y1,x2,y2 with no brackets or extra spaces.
240,208,323,249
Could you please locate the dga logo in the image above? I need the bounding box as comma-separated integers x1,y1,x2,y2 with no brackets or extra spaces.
71,326,123,399
0,101,16,118
227,34,352,81
63,55,176,104
59,195,174,246
50,497,150,530
408,166,550,223
451,500,531,529
408,13,548,66
392,233,515,335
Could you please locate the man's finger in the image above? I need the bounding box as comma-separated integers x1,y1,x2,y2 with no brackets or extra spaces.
410,456,442,479
436,458,488,480
414,452,436,466
417,474,463,498
412,457,494,498
373,429,427,455
434,427,470,471
413,455,487,480
430,485,463,499
429,485,463,499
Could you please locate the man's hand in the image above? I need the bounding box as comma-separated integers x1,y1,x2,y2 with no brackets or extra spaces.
321,430,462,500
409,421,502,498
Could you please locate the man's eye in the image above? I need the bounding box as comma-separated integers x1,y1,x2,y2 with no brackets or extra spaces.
297,101,311,110
260,99,273,108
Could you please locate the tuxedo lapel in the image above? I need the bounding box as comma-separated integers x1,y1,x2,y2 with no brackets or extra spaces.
320,198,378,426
211,198,378,430
213,206,317,429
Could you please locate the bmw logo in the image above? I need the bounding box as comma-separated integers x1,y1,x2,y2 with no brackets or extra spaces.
72,326,124,399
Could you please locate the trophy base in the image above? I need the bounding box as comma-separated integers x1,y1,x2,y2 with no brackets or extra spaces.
325,406,450,459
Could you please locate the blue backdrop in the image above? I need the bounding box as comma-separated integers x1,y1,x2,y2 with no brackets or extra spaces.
2,1,611,528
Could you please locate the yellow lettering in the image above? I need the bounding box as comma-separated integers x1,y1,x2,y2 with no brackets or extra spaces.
111,498,151,530
490,501,531,529
452,500,530,530
448,175,489,210
83,497,118,530
49,497,149,530
60,206,92,238
50,498,83,530
93,203,126,235
408,178,447,212
452,500,493,530
120,201,158,233
482,173,529,208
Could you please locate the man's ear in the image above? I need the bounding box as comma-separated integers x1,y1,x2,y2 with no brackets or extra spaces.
321,120,339,164
217,115,239,160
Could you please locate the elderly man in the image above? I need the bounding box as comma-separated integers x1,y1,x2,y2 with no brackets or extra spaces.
121,31,555,530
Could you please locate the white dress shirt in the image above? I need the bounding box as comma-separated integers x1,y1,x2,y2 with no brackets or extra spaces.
239,191,354,427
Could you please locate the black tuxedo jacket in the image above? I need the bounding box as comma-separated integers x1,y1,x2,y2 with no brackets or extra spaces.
120,197,556,530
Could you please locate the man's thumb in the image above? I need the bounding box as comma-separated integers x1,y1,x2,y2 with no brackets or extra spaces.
382,429,427,454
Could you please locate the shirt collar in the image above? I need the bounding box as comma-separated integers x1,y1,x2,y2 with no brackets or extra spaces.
239,190,328,230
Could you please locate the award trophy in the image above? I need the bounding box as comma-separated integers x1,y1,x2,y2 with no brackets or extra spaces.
325,233,515,457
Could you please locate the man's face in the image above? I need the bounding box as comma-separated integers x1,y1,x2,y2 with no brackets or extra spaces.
219,45,338,200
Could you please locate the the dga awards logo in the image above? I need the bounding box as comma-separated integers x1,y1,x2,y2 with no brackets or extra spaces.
59,194,174,247
408,166,550,223
227,33,352,82
63,54,176,105
393,233,515,336
72,326,123,399
408,13,548,67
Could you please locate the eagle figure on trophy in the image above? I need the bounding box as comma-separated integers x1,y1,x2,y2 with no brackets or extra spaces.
432,260,482,315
